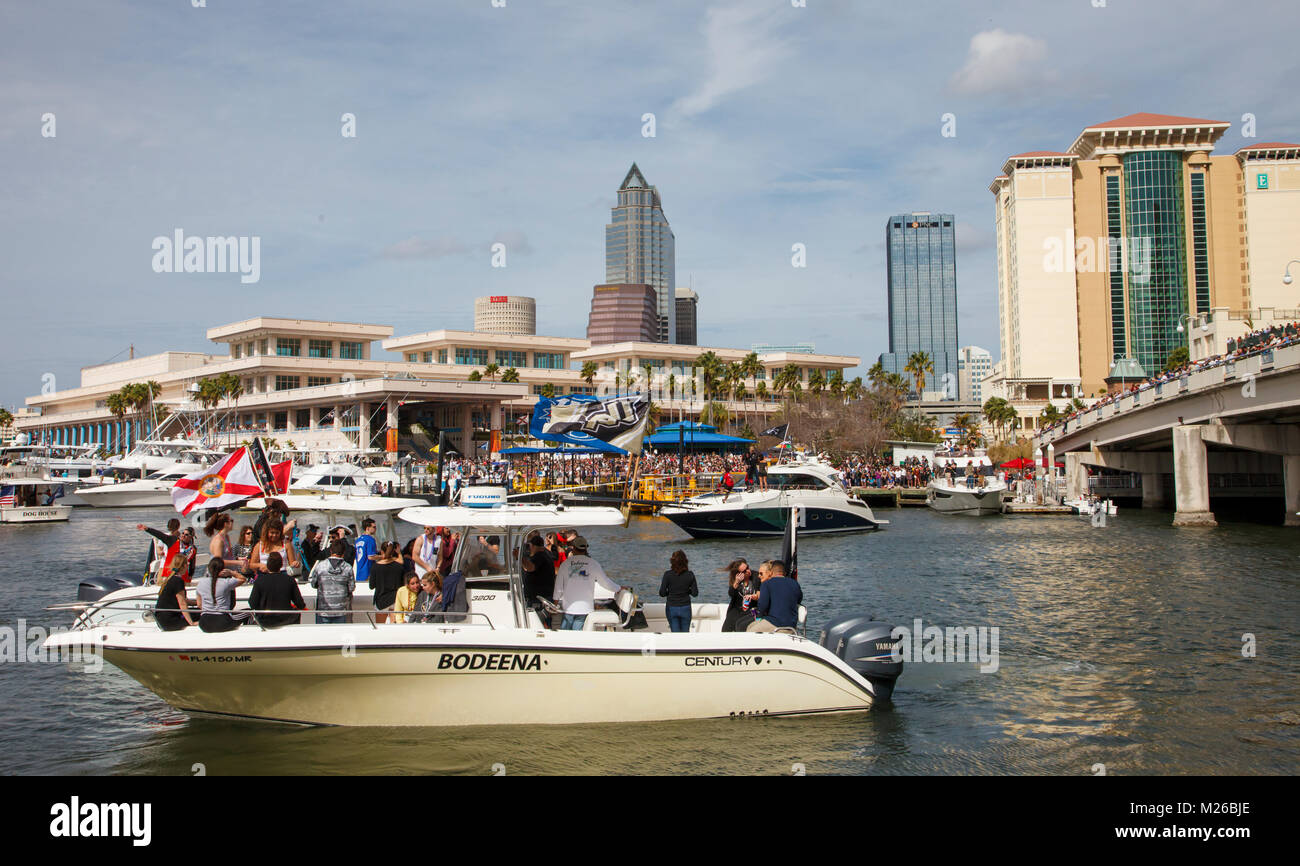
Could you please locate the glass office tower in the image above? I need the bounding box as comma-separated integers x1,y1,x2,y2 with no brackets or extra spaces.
1122,151,1189,375
605,163,676,344
878,213,959,398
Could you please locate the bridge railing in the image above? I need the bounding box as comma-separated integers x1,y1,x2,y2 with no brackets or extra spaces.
1036,339,1300,447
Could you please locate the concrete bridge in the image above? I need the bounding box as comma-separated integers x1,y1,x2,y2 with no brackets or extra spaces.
1035,342,1300,526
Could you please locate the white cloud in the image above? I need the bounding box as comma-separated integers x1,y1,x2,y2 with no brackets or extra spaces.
950,29,1048,96
672,4,792,117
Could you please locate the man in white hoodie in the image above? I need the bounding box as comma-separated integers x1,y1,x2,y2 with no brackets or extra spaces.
551,536,627,631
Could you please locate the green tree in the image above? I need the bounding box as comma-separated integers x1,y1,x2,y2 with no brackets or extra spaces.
501,367,520,383
982,396,1017,443
540,383,555,399
468,370,483,382
483,363,500,381
1162,346,1189,373
904,351,934,398
808,369,826,397
580,361,599,389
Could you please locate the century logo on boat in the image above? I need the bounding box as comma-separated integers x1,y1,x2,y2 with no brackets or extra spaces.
150,228,261,284
887,618,1000,673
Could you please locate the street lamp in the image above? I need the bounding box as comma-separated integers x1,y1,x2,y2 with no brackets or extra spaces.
1283,260,1300,285
1175,313,1209,333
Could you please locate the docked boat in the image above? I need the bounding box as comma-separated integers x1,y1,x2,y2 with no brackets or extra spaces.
75,453,225,508
290,457,399,495
926,477,1007,515
0,479,73,523
45,490,904,727
108,439,221,478
658,453,886,538
1064,497,1117,517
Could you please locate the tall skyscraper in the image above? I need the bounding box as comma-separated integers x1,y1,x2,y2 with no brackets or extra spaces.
878,213,959,398
606,163,676,343
586,284,659,343
674,287,698,345
990,114,1298,394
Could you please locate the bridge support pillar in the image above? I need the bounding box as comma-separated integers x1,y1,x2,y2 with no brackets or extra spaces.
1064,453,1086,501
1284,455,1300,527
1172,425,1217,527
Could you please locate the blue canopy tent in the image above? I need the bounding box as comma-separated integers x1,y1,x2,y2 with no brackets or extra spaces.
644,421,755,452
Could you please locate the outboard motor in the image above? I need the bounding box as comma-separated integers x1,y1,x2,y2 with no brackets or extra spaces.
819,614,904,702
78,572,146,603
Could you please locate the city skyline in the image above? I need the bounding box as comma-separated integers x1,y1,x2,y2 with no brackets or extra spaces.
3,1,1298,409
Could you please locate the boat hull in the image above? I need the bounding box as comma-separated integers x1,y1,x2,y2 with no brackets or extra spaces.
661,504,879,538
926,484,1005,516
91,628,879,726
0,505,73,523
74,486,173,508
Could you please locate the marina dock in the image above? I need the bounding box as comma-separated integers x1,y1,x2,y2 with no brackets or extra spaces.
852,487,930,508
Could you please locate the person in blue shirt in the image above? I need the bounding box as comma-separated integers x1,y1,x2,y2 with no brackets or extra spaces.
747,560,802,633
354,518,379,588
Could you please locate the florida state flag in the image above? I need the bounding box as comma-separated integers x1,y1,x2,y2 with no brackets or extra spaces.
171,447,266,515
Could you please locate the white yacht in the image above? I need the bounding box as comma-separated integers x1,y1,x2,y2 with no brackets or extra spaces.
45,491,904,727
659,453,885,538
1064,496,1117,517
108,439,220,478
926,477,1007,515
77,448,227,508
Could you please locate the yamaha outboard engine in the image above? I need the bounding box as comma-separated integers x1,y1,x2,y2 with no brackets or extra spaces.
819,614,904,702
78,572,146,603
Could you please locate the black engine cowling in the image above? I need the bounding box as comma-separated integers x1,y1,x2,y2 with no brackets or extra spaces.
78,572,146,603
819,614,903,702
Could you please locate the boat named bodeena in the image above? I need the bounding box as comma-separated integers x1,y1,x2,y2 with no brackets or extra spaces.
659,453,886,538
44,489,904,727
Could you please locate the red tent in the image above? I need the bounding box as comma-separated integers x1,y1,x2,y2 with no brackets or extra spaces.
999,458,1035,469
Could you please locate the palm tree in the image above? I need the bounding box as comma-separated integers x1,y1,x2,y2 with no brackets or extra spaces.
500,367,520,383
982,396,1016,443
667,373,677,418
581,361,598,390
106,391,128,452
867,360,886,389
808,369,826,397
483,363,500,382
693,352,724,421
904,351,933,399
828,370,845,399
846,376,864,401
642,363,654,397
624,371,638,394
540,383,555,399
468,370,483,382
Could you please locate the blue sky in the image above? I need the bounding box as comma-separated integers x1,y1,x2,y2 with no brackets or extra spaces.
2,0,1297,407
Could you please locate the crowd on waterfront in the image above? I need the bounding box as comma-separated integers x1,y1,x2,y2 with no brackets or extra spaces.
838,455,934,489
1042,319,1300,436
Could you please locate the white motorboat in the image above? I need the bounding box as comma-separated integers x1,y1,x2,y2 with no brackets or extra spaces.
45,489,904,727
76,451,225,508
0,479,73,523
108,439,221,478
290,459,399,495
926,478,1007,515
659,453,886,538
1064,497,1117,517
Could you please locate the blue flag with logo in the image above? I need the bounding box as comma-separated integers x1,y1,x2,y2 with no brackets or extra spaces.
529,394,650,454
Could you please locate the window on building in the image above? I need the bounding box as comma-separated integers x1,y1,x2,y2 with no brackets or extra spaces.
274,375,300,391
496,349,527,368
309,339,333,358
307,376,331,388
407,353,418,363
534,353,564,369
339,341,363,360
422,351,433,363
295,409,310,429
258,339,268,356
638,358,665,369
438,349,448,364
273,412,288,431
277,338,301,357
532,384,556,395
257,376,267,393
456,348,489,366
231,344,241,360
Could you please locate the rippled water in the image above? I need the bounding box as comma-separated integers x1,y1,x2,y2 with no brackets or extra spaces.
2,505,1297,775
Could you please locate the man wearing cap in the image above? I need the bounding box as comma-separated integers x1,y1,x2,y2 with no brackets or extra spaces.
551,536,627,631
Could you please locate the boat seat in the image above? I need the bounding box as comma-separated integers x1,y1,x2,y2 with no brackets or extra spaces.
689,603,725,633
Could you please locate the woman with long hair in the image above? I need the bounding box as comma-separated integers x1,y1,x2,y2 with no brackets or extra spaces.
658,549,698,633
195,557,252,633
204,511,242,573
393,573,421,624
232,525,256,576
249,519,299,578
722,558,759,633
370,540,406,624
435,527,459,577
